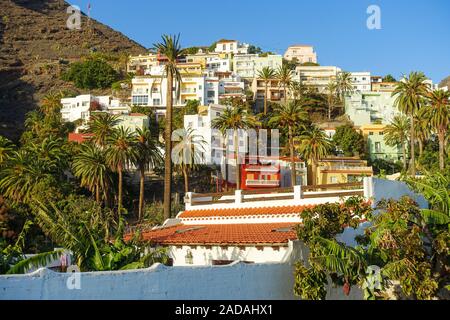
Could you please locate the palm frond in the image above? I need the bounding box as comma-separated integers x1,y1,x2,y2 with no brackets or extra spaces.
7,250,63,275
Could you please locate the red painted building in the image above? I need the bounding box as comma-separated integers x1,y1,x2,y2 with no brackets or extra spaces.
240,157,281,190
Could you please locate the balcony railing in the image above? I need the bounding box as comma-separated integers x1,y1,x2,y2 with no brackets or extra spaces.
246,180,280,186
319,166,373,172
181,88,197,94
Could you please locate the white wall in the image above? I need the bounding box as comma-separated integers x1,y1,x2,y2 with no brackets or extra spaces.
0,242,362,300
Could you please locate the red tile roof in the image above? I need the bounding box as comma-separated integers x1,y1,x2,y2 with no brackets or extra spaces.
68,133,94,144
127,223,299,246
179,205,314,218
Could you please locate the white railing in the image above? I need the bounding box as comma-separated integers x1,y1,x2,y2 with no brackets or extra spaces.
246,180,280,186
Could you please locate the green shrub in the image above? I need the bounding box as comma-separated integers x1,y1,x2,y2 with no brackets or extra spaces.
62,59,118,89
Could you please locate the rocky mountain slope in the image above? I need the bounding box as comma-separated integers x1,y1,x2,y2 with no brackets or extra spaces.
0,0,146,141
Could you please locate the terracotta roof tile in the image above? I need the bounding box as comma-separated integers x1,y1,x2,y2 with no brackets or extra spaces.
179,205,314,218
128,223,299,246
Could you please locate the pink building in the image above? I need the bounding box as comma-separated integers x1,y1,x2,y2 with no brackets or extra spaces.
284,45,317,64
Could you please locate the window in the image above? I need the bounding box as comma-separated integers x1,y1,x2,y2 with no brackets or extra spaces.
132,95,148,106
330,176,338,184
152,98,161,105
375,142,382,153
222,44,226,51
379,132,384,136
369,132,374,136
207,91,215,98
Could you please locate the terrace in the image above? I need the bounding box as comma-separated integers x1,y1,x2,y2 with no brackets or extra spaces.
185,181,367,210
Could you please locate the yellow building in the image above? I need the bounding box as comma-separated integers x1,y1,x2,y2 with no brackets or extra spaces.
313,157,373,185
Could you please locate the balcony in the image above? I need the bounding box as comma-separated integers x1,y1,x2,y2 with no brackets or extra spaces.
181,88,197,94
319,166,373,172
246,179,280,187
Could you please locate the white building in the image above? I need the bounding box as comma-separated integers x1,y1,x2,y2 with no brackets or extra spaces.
127,178,427,266
350,72,371,92
183,104,227,166
205,56,232,73
132,75,218,115
345,91,400,126
214,39,249,55
284,45,317,64
294,65,342,93
60,95,128,123
233,54,282,79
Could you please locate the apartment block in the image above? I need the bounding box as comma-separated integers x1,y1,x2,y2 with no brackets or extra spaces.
350,72,371,92
127,53,159,74
344,91,400,126
315,157,373,185
61,95,128,123
294,65,342,93
252,78,285,102
233,54,282,79
359,124,403,162
284,45,317,64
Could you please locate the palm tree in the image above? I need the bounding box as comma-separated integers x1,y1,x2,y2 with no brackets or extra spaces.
392,72,429,176
257,66,276,115
414,108,431,158
0,136,13,166
276,64,294,103
24,110,45,136
133,128,163,221
87,113,120,147
290,81,305,101
106,127,137,213
212,105,259,190
384,115,411,171
0,150,52,205
72,143,111,203
336,71,354,104
295,126,331,185
171,128,206,193
426,89,450,170
325,81,338,120
40,92,63,115
153,34,185,220
269,102,309,186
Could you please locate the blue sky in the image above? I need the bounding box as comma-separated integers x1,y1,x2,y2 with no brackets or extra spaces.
68,0,450,83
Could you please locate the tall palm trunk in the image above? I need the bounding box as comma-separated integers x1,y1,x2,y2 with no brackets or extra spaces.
402,141,407,172
138,165,145,221
95,182,100,203
104,180,110,208
264,82,269,115
284,84,288,104
311,160,318,185
234,130,241,190
163,72,174,220
438,130,445,170
118,163,123,213
328,94,332,121
409,115,416,176
418,138,424,158
288,125,296,187
182,165,189,194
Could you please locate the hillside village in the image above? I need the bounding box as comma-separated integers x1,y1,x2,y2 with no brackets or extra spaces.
0,2,449,302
